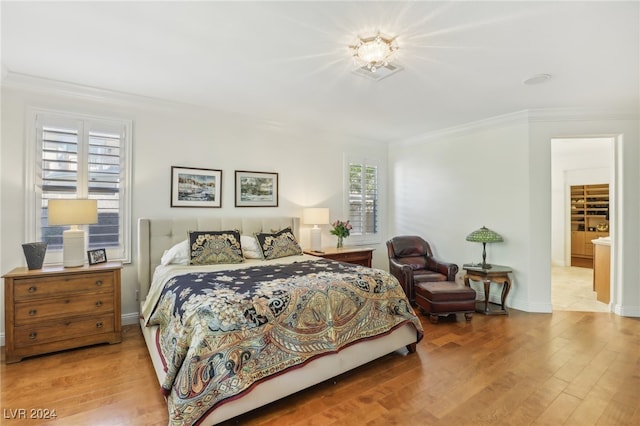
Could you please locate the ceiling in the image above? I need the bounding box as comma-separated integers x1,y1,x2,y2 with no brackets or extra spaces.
2,1,638,142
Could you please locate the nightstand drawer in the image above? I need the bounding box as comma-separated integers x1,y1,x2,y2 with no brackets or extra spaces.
304,247,374,268
14,314,115,347
326,252,369,264
15,293,114,324
14,272,114,300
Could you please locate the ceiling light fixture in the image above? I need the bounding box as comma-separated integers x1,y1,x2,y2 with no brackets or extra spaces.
349,32,399,72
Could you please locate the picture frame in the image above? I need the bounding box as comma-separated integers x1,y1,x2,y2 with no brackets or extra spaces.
87,248,107,265
171,166,222,208
235,170,279,207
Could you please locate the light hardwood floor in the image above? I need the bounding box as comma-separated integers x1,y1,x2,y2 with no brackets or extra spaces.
2,309,638,425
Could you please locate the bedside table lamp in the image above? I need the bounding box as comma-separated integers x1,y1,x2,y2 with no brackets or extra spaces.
466,226,503,269
48,199,98,267
303,207,330,252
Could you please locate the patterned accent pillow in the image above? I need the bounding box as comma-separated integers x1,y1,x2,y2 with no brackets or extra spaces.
255,227,302,260
188,230,244,265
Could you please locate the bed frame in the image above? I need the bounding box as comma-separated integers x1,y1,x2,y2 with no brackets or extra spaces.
137,217,418,425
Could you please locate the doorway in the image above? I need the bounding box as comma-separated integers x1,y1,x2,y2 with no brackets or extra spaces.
550,137,613,312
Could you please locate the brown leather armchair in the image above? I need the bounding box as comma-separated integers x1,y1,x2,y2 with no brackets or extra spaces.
386,235,459,304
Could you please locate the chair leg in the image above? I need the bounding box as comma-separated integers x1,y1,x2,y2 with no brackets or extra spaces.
464,312,473,321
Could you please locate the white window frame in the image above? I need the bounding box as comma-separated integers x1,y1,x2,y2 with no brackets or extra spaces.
344,155,384,245
25,107,132,264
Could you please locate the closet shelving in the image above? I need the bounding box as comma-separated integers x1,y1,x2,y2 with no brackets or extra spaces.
570,184,609,268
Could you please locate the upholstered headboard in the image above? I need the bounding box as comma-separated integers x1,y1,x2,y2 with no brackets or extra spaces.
137,217,300,299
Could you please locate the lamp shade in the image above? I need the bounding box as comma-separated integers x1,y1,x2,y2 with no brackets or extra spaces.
302,208,330,225
48,199,98,268
48,199,98,226
303,207,329,252
466,226,503,243
466,226,503,269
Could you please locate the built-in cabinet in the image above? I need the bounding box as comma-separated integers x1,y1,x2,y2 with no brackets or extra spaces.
593,237,611,304
570,184,609,268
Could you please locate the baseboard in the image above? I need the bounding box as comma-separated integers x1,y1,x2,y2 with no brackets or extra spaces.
122,312,140,326
510,298,553,314
614,304,640,317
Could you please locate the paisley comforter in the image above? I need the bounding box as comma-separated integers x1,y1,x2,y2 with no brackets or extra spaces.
145,258,423,425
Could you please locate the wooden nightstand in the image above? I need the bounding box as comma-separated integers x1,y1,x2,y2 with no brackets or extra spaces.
3,261,122,363
304,247,374,268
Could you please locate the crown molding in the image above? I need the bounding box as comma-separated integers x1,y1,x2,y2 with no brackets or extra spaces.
1,71,209,114
392,110,530,147
391,107,638,147
5,72,637,144
527,107,639,123
0,71,379,143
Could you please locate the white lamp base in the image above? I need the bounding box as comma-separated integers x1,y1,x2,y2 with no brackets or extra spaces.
63,227,86,267
310,226,322,252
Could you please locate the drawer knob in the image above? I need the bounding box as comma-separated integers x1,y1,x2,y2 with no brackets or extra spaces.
96,321,103,328
28,286,37,293
29,332,37,340
29,309,37,316
95,301,103,307
95,280,103,286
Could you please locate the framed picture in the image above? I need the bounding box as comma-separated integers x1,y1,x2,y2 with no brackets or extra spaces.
171,166,222,207
235,170,279,207
87,248,107,265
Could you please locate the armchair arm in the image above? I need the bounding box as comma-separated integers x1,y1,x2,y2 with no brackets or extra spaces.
426,257,459,281
388,257,414,298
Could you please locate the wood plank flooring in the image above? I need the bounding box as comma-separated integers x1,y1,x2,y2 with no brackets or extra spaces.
1,309,638,425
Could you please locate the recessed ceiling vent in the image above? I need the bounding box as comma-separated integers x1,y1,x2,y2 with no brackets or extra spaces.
352,63,403,81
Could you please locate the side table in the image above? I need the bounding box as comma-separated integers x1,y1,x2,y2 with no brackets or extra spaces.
463,264,513,315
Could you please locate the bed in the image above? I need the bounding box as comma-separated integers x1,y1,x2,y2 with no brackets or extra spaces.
137,217,423,426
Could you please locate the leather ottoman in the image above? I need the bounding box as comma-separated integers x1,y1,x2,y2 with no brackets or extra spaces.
414,281,476,324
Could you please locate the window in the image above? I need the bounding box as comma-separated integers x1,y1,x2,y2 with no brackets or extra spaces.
347,159,381,244
27,109,132,264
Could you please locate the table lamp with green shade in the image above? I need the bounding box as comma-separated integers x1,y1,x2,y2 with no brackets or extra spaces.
466,226,503,269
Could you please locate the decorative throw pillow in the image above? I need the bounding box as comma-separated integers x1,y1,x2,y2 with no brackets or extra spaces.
255,227,302,260
240,235,262,259
160,239,190,265
188,230,244,265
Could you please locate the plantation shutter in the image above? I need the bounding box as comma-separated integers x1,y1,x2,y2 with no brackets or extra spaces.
86,124,123,249
34,111,131,263
348,161,379,237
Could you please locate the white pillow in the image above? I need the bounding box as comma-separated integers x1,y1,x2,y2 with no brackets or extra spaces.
160,239,189,265
241,235,262,259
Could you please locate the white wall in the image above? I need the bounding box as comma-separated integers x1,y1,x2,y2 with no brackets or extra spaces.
550,138,612,266
0,80,390,339
528,113,639,317
389,109,640,317
388,113,531,310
